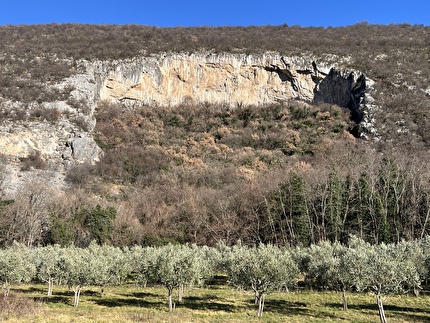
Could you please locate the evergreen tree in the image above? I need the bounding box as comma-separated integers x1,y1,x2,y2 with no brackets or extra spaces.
326,170,343,242
83,205,117,244
377,158,406,242
288,172,311,246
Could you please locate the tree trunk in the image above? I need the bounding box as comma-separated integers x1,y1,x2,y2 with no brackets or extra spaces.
47,279,53,297
342,287,348,311
101,286,105,298
73,287,81,308
168,287,174,312
254,290,259,307
257,294,265,317
376,291,387,323
420,203,430,239
178,284,184,302
3,283,10,298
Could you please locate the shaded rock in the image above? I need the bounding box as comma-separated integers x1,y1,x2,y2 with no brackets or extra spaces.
66,134,102,164
314,69,367,123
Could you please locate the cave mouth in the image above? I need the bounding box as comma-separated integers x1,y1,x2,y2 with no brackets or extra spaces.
313,69,366,124
264,60,367,126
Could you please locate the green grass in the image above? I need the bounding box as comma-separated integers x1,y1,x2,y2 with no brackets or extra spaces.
2,284,430,322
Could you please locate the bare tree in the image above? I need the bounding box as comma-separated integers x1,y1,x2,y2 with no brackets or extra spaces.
0,180,54,247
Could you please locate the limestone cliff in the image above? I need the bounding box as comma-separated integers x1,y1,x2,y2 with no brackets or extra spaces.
0,71,102,196
97,52,365,108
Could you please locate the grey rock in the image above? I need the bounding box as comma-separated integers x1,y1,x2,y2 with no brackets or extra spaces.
67,134,102,164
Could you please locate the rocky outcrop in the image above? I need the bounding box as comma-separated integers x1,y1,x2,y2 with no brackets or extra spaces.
0,71,102,196
63,134,102,165
98,53,335,106
0,69,102,163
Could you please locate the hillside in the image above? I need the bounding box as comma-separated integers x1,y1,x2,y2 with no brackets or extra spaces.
0,24,429,247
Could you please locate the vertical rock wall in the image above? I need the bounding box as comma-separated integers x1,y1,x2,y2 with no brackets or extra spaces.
98,53,327,106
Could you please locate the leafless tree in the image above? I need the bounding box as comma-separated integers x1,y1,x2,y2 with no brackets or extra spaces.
0,180,55,247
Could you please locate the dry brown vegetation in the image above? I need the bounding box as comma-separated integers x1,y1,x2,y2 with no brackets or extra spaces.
92,100,352,183
0,23,427,62
32,98,428,248
0,294,40,320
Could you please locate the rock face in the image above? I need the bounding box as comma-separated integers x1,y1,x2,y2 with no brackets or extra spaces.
97,52,370,126
0,70,101,161
0,71,102,196
99,53,317,106
314,69,367,122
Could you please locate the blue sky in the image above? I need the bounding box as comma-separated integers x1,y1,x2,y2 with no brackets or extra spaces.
0,0,429,27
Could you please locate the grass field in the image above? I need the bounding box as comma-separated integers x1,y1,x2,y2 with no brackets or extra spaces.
1,283,429,322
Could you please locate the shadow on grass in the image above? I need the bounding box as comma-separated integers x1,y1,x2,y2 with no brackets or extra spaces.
93,292,236,313
325,302,430,314
130,291,160,299
13,286,50,296
264,299,312,316
33,291,160,308
94,297,165,308
17,286,100,297
324,302,430,322
16,287,71,299
26,287,46,294
34,295,71,306
182,294,330,319
93,294,164,309
180,295,234,312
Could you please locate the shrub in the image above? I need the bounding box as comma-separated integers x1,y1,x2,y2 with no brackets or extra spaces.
0,294,40,319
19,151,47,171
30,107,61,122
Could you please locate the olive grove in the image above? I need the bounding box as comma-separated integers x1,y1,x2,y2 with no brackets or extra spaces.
0,238,428,320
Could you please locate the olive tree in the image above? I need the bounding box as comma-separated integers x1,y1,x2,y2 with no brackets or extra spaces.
192,244,219,284
132,245,157,288
57,246,91,307
180,244,219,301
419,236,430,286
397,239,427,296
348,237,422,323
0,243,36,297
145,244,202,312
225,243,299,317
34,245,63,296
305,240,353,310
111,246,134,286
85,242,132,297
